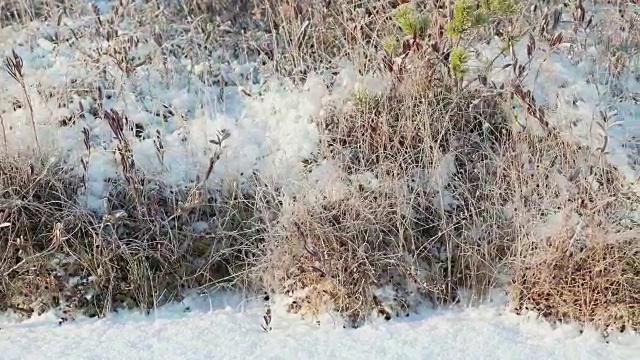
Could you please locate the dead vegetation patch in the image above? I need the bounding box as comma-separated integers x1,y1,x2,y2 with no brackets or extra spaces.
0,0,638,333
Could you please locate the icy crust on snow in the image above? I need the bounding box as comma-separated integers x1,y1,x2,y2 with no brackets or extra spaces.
0,292,637,360
468,6,640,190
0,8,388,214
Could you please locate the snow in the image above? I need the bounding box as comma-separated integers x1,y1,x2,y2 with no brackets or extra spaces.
0,1,637,210
0,293,637,360
0,6,392,213
467,5,640,191
1,2,639,357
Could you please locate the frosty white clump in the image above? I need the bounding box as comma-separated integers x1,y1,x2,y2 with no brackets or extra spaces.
0,8,391,214
468,7,640,191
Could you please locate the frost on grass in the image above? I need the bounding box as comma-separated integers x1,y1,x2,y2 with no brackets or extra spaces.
0,0,638,332
468,3,640,190
0,0,401,321
0,5,386,214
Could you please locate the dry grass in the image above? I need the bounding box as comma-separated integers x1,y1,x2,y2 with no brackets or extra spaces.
0,0,44,24
0,0,638,332
514,234,639,330
0,155,266,319
502,129,640,330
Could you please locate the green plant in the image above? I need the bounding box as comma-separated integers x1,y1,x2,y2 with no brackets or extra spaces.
447,0,488,37
393,3,430,38
480,0,519,17
381,36,400,54
450,46,469,81
383,1,508,89
352,87,380,111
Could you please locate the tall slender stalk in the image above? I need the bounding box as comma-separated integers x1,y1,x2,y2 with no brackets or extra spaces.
4,50,40,153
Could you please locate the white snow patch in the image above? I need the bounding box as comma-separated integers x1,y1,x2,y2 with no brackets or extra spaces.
467,12,640,192
0,13,391,214
0,293,636,360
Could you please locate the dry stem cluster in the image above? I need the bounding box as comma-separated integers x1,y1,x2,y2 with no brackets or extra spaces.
0,0,638,332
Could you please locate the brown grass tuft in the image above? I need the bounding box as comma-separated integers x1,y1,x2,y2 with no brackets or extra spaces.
503,130,640,331
513,230,639,330
0,156,265,318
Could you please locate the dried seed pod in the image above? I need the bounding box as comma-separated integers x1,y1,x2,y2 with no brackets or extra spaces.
550,32,564,47
551,9,562,31
478,74,488,87
527,33,536,60
574,0,586,24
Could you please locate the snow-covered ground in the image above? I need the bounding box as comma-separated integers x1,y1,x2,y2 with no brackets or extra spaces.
468,5,640,189
0,1,638,213
1,2,639,359
0,293,638,360
0,2,391,213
